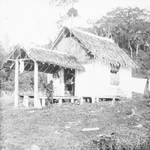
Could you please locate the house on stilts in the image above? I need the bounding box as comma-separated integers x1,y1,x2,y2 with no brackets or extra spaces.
2,26,136,108
51,27,136,100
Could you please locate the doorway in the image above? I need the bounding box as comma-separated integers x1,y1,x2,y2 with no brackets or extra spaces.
64,69,75,96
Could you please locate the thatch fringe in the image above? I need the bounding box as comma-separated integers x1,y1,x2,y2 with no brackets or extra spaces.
3,46,84,71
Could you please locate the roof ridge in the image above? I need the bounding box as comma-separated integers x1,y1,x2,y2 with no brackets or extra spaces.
30,46,75,58
30,47,49,51
72,27,114,43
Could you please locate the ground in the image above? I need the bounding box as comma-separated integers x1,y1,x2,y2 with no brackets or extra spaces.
0,94,150,150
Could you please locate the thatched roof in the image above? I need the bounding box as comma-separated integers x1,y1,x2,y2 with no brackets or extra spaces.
27,48,84,70
3,47,84,71
52,27,136,68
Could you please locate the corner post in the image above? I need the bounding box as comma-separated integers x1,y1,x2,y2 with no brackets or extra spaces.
74,70,77,96
14,59,19,108
34,61,41,108
60,68,65,96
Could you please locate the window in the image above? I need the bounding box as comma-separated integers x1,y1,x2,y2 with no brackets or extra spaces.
110,63,120,86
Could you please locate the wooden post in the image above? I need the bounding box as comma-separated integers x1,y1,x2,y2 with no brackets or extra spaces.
19,59,24,73
23,96,29,108
41,98,45,107
91,97,96,103
14,59,19,108
47,73,53,84
74,70,77,96
71,97,74,103
34,61,41,108
80,97,84,105
60,68,65,96
111,96,115,106
58,98,62,105
95,97,98,103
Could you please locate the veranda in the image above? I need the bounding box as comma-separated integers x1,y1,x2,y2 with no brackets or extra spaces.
3,46,84,108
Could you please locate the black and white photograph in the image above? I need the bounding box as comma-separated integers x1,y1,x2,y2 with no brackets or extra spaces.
0,0,150,149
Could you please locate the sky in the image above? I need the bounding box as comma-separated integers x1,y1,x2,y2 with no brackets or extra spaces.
0,0,150,48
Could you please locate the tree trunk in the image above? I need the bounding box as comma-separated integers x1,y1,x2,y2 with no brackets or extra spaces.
143,44,145,52
136,44,139,57
144,78,150,98
107,26,112,38
14,59,19,108
128,40,133,58
0,79,1,96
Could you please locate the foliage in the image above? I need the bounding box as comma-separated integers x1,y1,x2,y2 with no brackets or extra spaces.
49,0,78,7
1,71,14,92
57,7,79,28
0,44,6,68
49,0,79,28
0,45,7,94
14,71,47,92
67,7,78,17
19,72,34,92
1,69,47,93
91,7,150,59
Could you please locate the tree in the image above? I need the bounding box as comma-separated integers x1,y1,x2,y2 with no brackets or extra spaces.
91,7,150,58
67,7,78,17
0,45,6,68
135,50,150,97
49,0,78,7
0,45,7,95
49,0,79,28
57,7,79,28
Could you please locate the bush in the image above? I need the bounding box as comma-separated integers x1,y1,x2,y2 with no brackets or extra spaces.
81,132,150,150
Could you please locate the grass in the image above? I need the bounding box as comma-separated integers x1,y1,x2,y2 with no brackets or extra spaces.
0,94,150,150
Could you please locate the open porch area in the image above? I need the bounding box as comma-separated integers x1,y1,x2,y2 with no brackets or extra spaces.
3,46,84,108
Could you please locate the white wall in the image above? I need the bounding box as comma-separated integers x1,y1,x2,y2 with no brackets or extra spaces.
75,63,108,97
119,68,132,97
131,77,146,94
75,62,147,98
75,62,138,98
120,69,146,95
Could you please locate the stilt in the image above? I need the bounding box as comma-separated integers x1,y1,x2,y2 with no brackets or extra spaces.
71,98,74,103
80,97,84,105
58,98,62,105
60,68,65,96
111,96,115,105
41,98,45,107
47,73,53,84
23,96,29,108
19,59,24,73
91,97,96,103
34,61,41,108
74,70,77,96
14,59,19,108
